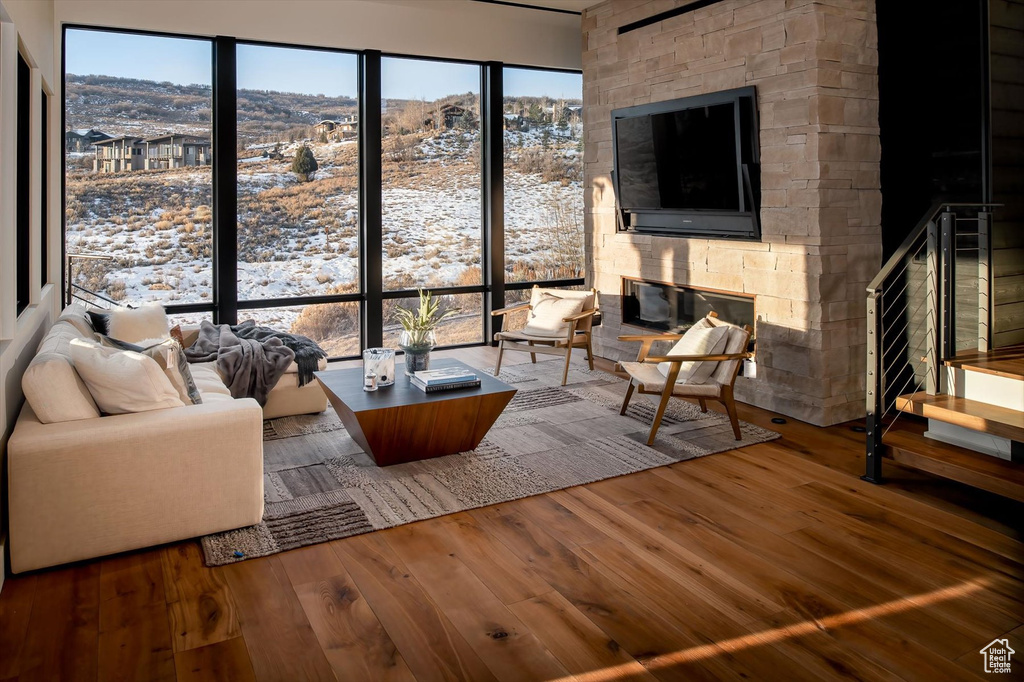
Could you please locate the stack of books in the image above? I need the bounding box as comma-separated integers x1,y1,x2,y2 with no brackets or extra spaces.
410,367,481,393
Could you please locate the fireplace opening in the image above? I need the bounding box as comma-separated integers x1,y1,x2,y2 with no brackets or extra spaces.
621,277,755,336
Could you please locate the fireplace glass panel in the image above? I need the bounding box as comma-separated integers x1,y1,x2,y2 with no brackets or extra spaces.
621,278,754,336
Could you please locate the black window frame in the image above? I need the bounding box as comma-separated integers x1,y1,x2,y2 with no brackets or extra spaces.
16,51,31,316
41,89,48,288
61,24,584,359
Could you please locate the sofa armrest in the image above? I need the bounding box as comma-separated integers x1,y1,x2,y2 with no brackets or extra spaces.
7,399,265,573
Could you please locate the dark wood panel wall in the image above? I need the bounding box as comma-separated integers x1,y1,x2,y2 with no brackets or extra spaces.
991,0,1024,347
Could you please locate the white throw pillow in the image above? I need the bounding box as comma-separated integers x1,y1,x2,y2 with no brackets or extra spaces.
69,338,185,414
106,302,170,344
522,293,586,337
98,336,201,405
657,322,730,384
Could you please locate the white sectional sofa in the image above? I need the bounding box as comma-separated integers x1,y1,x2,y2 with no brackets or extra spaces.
6,303,327,573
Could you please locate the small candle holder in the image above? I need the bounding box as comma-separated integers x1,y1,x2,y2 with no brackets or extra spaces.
362,348,396,387
364,370,378,392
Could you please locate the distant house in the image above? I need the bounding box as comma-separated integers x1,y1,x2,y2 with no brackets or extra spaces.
563,104,582,123
143,134,211,170
314,114,358,140
503,113,528,131
93,136,145,172
439,104,467,129
66,128,111,152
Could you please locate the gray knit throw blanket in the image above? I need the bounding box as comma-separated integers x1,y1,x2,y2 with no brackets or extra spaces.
231,320,327,387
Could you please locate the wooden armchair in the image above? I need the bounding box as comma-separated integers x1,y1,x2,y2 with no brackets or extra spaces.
492,286,599,386
618,312,753,445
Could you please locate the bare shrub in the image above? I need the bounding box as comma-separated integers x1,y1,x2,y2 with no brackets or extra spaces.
289,283,359,341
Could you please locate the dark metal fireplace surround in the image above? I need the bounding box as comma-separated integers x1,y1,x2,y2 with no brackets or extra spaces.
621,277,755,339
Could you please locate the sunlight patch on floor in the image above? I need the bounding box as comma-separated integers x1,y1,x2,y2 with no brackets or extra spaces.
547,578,990,681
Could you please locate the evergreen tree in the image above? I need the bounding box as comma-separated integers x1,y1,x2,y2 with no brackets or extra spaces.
292,145,319,182
528,102,543,123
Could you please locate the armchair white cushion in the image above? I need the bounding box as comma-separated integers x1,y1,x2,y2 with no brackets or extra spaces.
522,293,586,337
657,320,730,383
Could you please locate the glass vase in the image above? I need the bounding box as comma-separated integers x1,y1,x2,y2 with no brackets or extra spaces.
399,329,435,375
362,347,396,387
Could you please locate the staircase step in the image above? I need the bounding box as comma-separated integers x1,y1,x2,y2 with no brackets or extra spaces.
945,343,1024,381
885,431,1024,502
895,391,1024,442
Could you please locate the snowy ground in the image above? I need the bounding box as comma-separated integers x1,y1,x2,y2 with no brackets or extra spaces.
66,124,582,348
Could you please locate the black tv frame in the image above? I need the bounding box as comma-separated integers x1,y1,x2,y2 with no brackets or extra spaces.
611,86,761,240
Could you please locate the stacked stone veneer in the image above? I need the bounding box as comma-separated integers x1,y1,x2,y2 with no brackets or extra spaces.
583,0,882,426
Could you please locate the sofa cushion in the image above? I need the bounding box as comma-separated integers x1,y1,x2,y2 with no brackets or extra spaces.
69,338,185,414
22,320,102,424
57,304,97,338
189,362,233,399
282,356,328,375
107,302,170,344
99,336,202,405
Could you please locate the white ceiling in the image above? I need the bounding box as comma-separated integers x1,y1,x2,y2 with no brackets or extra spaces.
508,0,597,12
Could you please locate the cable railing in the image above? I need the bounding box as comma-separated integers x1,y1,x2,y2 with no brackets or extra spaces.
65,253,122,309
864,202,996,482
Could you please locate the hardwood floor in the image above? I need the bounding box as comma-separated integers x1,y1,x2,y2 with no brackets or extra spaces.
1,346,1021,681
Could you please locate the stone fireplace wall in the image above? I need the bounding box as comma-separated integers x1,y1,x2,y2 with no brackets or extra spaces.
583,0,882,426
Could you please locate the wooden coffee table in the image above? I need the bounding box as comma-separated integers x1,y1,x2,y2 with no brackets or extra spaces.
314,358,517,466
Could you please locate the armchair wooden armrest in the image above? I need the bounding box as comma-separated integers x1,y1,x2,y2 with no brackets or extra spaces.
643,351,753,364
617,333,684,342
618,333,685,362
491,303,531,317
562,309,597,322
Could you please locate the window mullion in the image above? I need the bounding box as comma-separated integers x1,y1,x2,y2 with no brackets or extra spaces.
213,35,238,325
483,62,505,342
361,50,384,349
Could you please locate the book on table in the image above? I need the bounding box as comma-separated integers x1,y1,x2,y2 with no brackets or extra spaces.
410,376,482,393
412,367,479,386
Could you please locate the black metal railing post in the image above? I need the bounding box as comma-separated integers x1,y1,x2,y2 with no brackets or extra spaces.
939,211,956,366
864,291,884,483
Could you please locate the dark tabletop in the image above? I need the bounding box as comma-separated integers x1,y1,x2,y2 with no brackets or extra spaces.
314,358,516,413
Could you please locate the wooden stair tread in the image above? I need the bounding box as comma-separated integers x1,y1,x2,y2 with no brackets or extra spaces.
945,343,1024,380
884,431,1024,503
895,391,1024,442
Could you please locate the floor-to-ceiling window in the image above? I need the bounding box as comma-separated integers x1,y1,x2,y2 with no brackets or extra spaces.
235,44,360,356
62,28,583,358
381,57,484,346
64,29,214,319
502,67,584,285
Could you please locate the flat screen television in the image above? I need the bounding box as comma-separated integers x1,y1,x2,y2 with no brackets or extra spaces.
611,86,761,240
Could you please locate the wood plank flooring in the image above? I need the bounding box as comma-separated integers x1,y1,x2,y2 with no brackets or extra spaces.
1,346,1021,681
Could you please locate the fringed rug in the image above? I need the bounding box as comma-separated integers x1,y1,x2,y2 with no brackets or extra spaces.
202,359,779,565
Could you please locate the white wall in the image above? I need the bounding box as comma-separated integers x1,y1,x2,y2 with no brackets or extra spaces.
0,0,59,592
55,0,583,68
